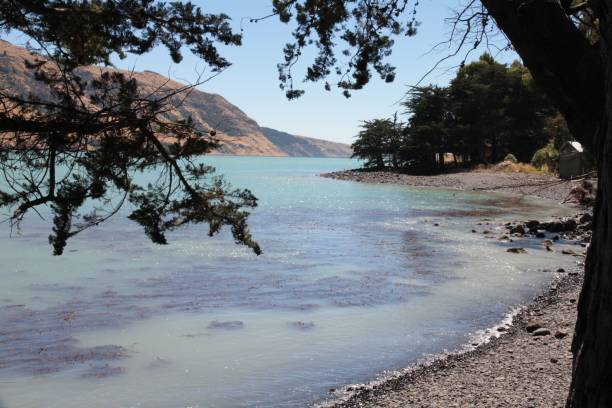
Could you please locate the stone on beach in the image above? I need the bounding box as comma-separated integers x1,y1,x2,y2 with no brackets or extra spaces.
532,328,551,336
526,322,543,333
509,225,526,235
543,218,578,233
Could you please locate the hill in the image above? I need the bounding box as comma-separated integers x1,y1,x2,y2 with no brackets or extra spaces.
0,40,350,158
260,127,352,157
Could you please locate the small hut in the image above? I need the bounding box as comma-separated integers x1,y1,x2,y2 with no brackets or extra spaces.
559,141,586,179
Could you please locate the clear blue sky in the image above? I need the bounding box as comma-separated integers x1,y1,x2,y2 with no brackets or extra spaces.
8,0,518,145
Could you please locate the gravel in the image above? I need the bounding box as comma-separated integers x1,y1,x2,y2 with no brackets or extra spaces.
321,169,584,202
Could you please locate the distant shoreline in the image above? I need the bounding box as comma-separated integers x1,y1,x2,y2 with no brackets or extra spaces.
321,168,584,203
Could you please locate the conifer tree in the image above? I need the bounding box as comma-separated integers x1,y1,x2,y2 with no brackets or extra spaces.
0,1,261,255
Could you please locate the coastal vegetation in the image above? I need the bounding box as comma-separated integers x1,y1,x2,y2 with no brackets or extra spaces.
350,54,573,174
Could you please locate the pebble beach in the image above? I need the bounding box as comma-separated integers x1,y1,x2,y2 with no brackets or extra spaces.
321,169,589,202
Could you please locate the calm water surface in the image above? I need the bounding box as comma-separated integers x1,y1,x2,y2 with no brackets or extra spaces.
0,157,577,408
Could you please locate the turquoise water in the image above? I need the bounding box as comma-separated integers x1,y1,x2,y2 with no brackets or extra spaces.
0,157,577,408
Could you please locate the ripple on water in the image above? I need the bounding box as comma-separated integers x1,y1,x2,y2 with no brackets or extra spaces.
0,158,578,408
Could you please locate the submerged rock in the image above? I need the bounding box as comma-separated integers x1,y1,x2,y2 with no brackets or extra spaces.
147,357,171,369
207,320,244,330
81,364,125,378
288,321,316,331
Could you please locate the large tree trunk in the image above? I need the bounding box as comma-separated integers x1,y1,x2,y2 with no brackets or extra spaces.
376,153,385,169
479,1,611,407
567,2,612,406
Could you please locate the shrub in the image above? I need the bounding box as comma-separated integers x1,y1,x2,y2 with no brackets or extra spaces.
531,139,559,172
503,153,518,163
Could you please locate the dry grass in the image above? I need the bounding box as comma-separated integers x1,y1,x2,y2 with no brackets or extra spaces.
475,161,553,175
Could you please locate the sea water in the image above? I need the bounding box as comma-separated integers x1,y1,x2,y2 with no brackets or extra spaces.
0,157,579,408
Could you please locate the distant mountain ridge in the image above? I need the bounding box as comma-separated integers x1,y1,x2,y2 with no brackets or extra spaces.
260,127,352,158
0,40,351,158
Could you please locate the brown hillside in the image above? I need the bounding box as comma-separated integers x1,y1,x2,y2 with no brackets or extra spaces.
0,40,350,157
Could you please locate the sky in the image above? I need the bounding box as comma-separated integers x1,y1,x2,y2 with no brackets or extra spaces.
7,0,518,145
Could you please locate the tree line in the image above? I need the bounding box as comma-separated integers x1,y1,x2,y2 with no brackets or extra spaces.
352,54,572,173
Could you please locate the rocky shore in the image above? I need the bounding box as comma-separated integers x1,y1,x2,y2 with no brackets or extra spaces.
319,169,592,408
321,169,595,203
325,270,583,408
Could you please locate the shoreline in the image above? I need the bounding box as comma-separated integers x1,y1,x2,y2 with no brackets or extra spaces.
318,168,589,408
322,270,583,408
321,169,590,203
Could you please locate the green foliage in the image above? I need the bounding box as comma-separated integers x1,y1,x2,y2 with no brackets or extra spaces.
401,85,450,171
351,54,570,174
531,139,559,172
272,0,419,98
0,2,262,255
504,154,518,163
447,54,550,164
542,113,573,149
351,117,403,169
0,1,241,70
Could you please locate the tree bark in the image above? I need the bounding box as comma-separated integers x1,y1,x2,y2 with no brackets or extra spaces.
376,153,384,169
478,1,612,406
567,2,612,406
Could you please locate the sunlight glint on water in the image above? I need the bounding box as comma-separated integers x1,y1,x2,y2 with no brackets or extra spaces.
0,157,577,408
